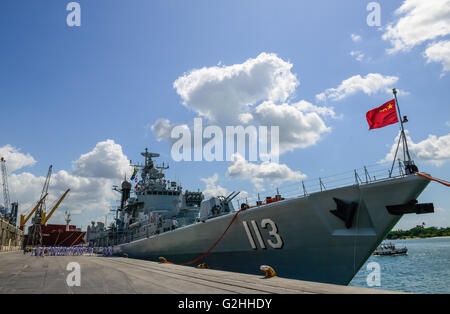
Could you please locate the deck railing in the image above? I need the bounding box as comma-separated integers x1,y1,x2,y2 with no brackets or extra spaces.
233,159,408,208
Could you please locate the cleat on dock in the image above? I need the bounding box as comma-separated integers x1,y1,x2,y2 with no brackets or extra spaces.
158,257,167,263
260,265,276,278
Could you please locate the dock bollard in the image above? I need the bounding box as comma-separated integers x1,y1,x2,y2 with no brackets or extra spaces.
260,265,276,278
159,257,167,263
195,263,209,269
123,253,128,258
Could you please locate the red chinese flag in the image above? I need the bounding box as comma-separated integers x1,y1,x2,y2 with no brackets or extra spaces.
366,99,398,130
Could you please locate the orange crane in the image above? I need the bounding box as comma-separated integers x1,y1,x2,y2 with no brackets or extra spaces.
42,189,70,225
19,193,48,230
20,189,70,230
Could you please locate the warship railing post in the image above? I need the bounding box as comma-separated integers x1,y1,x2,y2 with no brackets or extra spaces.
319,178,326,191
302,181,307,196
354,170,362,185
398,159,404,176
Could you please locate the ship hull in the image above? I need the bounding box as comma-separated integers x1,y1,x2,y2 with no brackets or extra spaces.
25,224,86,247
114,174,430,285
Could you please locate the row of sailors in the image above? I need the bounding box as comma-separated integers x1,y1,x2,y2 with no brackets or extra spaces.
30,246,114,256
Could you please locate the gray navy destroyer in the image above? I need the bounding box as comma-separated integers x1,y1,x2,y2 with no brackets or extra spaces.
87,91,435,285
87,149,434,285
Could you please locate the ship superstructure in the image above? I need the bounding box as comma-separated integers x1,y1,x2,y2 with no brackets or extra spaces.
87,148,204,246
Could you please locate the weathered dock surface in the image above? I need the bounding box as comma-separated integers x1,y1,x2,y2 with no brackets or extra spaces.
0,252,400,294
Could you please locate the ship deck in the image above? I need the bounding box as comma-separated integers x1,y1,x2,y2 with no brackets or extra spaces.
0,251,401,294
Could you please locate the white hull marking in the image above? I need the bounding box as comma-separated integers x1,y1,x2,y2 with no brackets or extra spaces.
261,219,283,249
242,221,256,249
251,220,266,249
243,218,283,250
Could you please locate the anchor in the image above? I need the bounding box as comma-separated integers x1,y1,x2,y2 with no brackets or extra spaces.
330,198,358,229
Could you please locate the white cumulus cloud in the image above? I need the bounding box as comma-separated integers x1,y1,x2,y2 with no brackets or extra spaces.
253,101,331,152
72,139,132,179
173,52,299,124
7,141,132,227
381,131,450,166
382,0,450,54
151,118,191,146
316,73,399,102
151,118,173,142
154,53,335,156
424,40,450,75
200,173,229,199
10,170,117,226
0,145,36,173
226,153,306,190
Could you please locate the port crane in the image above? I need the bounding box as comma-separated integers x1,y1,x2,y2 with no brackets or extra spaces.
0,157,18,225
19,193,48,230
20,164,71,247
42,188,70,225
27,165,52,246
19,188,70,230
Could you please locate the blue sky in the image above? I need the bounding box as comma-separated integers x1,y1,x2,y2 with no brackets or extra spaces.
1,0,449,230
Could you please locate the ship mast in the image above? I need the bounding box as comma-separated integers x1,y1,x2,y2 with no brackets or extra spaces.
65,211,71,232
130,148,170,190
390,88,417,175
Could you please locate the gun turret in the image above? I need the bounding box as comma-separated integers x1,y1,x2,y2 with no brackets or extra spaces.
225,191,240,203
198,192,240,222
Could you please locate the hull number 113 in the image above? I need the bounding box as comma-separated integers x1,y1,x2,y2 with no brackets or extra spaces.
242,219,283,249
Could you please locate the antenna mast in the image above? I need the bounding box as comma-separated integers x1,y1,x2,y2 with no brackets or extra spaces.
390,89,417,175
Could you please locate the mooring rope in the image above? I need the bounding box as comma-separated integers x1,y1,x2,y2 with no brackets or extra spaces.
415,172,450,187
160,208,244,266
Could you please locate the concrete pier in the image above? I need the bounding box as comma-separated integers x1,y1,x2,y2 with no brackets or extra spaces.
0,252,400,294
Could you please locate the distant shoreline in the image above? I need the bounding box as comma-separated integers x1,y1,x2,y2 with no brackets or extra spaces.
387,226,450,240
390,235,450,240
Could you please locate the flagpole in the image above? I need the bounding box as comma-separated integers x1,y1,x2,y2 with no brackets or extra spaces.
392,88,411,162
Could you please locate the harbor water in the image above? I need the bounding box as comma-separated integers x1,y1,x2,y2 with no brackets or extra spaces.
349,237,450,293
